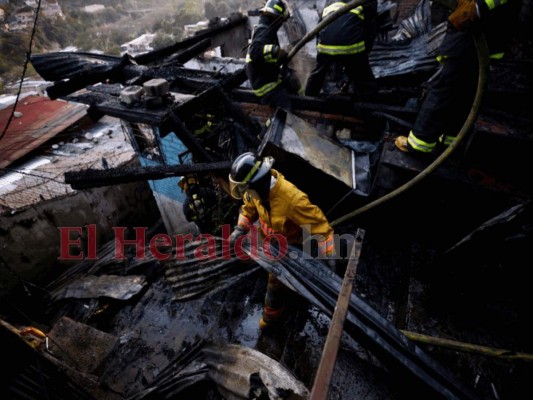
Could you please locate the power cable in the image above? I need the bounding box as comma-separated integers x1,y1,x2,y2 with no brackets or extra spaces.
0,0,42,141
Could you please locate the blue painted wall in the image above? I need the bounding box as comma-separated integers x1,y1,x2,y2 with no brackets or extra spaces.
138,129,190,203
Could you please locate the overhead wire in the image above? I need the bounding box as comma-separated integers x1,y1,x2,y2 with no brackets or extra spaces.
0,167,65,184
2,1,335,192
1,1,313,132
0,0,42,141
0,143,137,207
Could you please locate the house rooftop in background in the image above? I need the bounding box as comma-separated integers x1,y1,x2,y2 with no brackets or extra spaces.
3,77,53,95
120,33,156,57
0,95,89,169
0,114,135,213
84,4,105,13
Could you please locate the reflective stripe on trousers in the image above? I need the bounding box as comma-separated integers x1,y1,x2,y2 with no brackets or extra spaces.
253,80,282,97
407,130,437,153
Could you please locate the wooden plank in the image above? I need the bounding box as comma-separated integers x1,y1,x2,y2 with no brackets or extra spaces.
309,228,365,400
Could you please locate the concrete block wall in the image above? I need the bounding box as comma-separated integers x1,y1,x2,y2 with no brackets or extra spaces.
0,181,159,294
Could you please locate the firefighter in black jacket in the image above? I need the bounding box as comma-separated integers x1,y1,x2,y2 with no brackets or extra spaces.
304,0,378,97
245,0,296,110
395,0,521,154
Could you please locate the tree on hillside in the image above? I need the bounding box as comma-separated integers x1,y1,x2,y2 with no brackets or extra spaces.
204,1,230,20
152,16,182,38
38,15,82,49
0,33,28,84
152,33,178,50
0,34,26,67
176,0,203,26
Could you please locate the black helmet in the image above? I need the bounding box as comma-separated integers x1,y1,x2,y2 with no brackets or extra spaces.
229,152,274,199
260,0,290,20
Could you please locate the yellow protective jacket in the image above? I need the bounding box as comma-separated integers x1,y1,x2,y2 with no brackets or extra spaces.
236,169,335,256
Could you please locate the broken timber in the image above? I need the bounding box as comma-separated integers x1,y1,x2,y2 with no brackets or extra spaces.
132,14,248,65
401,330,533,363
245,243,481,399
30,14,249,99
64,161,231,190
310,229,365,400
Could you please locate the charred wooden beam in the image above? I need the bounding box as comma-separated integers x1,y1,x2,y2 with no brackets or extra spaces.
376,139,533,198
46,70,123,100
77,70,244,124
165,113,215,162
310,229,365,400
133,15,248,65
169,69,247,118
231,89,418,118
372,111,414,129
30,51,124,82
94,100,168,125
34,45,231,99
165,39,212,65
64,161,231,190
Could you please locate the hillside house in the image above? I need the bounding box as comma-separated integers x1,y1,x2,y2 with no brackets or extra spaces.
3,1,533,399
84,4,105,13
120,33,156,56
42,0,64,19
184,20,210,37
8,6,33,31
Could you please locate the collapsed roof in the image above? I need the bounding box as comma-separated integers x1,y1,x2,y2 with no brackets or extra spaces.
3,0,533,399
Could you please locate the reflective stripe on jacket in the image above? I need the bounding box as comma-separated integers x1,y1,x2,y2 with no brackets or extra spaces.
245,15,284,97
317,0,377,56
237,169,335,256
482,0,508,11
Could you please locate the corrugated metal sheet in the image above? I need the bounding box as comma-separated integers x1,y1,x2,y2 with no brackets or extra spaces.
0,95,88,168
0,115,134,212
30,52,122,82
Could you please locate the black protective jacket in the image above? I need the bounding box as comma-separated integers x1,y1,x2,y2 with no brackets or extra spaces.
245,14,285,97
408,0,522,151
439,0,522,58
317,0,378,55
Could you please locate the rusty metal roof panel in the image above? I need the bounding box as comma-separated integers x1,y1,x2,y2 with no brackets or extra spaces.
0,95,88,169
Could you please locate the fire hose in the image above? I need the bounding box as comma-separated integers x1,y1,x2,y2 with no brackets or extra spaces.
282,0,490,226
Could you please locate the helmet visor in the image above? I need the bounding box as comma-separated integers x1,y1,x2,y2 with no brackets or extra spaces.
229,174,248,199
228,159,262,199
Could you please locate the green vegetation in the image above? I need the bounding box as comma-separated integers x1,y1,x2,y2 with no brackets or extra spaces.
176,0,203,26
205,1,230,20
0,32,28,84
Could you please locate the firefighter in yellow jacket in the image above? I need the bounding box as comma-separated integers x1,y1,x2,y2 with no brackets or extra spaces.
228,152,335,329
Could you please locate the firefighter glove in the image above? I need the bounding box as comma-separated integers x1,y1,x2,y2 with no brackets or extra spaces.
448,0,479,31
277,48,289,63
229,225,247,245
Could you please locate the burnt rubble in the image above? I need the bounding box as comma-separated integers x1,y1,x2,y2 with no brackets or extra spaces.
2,1,533,399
